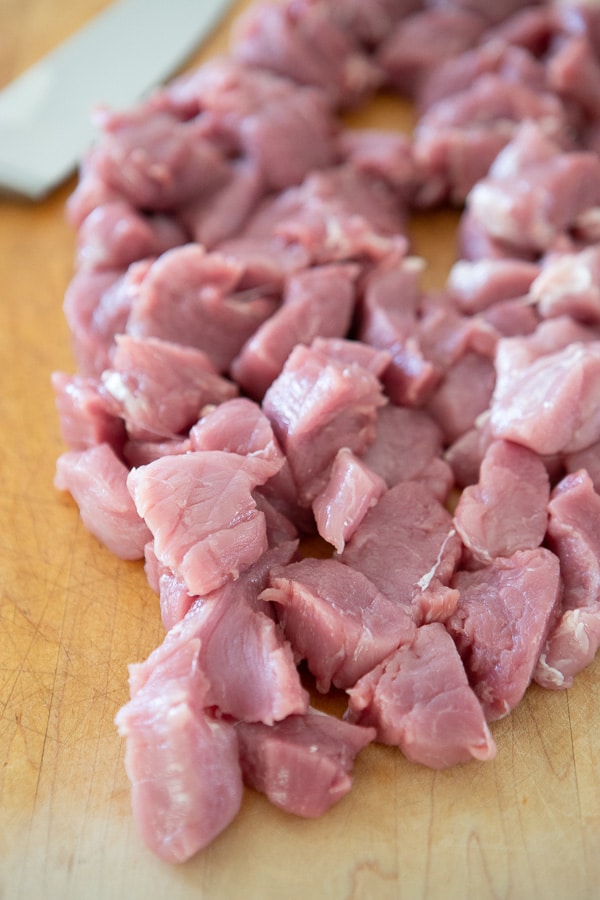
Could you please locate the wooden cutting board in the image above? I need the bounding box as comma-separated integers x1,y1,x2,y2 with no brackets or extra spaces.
1,3,599,898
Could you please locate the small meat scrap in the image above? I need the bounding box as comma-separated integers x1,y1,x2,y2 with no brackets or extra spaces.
453,439,550,564
101,334,238,441
127,450,283,595
231,262,360,400
263,557,415,691
535,470,600,690
489,340,600,456
126,244,278,372
129,541,307,725
339,480,462,624
54,443,151,560
346,623,496,769
361,404,454,502
262,343,386,506
236,710,376,818
312,448,387,553
144,542,195,631
447,548,562,721
115,644,243,864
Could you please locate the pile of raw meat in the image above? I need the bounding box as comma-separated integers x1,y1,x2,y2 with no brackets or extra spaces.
53,0,600,864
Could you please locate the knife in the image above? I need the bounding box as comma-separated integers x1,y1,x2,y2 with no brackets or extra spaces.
0,0,236,200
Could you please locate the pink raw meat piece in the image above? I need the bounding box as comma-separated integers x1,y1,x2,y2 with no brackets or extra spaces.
262,343,386,506
529,246,600,324
361,404,454,503
101,334,238,441
489,341,600,456
189,397,282,461
129,542,306,724
179,158,267,249
76,201,185,272
263,556,415,691
564,441,600,493
312,448,387,553
236,710,376,818
127,450,282,595
231,262,359,400
115,643,243,864
535,471,600,689
453,439,550,564
447,548,562,720
447,257,539,314
346,622,497,769
63,265,146,378
126,244,278,373
467,144,600,253
339,480,462,624
89,106,230,210
231,0,382,108
51,372,125,453
377,9,486,98
54,443,151,560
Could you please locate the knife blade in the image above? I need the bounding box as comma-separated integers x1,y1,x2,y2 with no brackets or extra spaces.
0,0,236,200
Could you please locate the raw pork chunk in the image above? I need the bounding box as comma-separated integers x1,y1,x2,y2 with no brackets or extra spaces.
489,341,600,455
101,335,238,440
262,343,386,506
346,623,496,769
340,481,462,624
231,263,359,399
231,0,382,108
242,165,407,266
453,439,550,564
189,397,282,460
361,404,454,502
263,557,415,691
535,471,600,689
115,643,243,864
63,265,142,378
52,372,125,453
127,450,282,595
88,106,230,210
129,542,307,725
447,549,561,721
236,710,376,818
312,448,387,553
447,258,540,314
76,201,185,272
126,244,278,373
528,246,600,324
377,9,486,98
54,443,151,560
467,135,600,253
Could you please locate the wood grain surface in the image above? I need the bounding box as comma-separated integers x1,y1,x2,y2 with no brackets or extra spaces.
1,3,599,898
